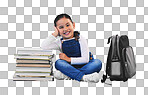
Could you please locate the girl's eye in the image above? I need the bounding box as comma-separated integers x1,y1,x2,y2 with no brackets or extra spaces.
59,24,69,29
59,26,63,29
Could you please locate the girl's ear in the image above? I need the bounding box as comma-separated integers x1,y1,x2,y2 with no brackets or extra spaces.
72,22,75,29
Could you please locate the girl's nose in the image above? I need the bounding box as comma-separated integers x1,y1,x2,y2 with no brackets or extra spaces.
64,26,68,31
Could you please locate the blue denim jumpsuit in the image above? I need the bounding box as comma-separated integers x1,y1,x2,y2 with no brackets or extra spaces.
55,38,102,81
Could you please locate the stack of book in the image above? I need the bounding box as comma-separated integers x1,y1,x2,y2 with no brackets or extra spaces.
13,48,54,81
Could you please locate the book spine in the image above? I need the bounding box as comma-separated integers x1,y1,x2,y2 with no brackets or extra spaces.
16,64,51,68
16,71,52,73
16,59,52,63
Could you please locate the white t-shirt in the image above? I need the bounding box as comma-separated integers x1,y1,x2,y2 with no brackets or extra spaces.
41,34,89,65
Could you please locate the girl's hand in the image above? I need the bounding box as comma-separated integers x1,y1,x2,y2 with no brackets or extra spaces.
59,53,71,62
52,26,60,37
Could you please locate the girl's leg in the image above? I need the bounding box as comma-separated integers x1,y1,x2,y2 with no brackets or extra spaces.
77,59,102,83
79,59,102,74
55,59,85,81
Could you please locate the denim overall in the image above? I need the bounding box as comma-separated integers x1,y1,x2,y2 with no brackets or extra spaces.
55,37,102,81
61,38,94,68
61,39,91,68
62,38,81,58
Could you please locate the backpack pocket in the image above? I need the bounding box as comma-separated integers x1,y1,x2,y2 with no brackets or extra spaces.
122,46,136,78
111,61,121,76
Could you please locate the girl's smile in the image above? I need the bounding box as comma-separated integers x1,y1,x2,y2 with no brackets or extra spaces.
56,17,75,40
63,30,70,35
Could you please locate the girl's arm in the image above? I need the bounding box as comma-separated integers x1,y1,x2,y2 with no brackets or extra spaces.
41,34,61,51
41,26,61,51
70,35,89,65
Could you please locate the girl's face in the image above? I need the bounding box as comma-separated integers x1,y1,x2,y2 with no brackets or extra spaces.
56,17,75,40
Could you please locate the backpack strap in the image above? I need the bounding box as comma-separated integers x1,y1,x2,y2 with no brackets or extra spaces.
107,36,112,44
116,35,121,60
111,35,117,60
101,35,114,83
112,35,120,60
101,35,120,83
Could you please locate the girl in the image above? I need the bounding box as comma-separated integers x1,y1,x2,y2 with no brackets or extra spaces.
41,13,102,83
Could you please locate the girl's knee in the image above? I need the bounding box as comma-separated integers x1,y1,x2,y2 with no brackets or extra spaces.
94,59,102,65
55,59,63,69
55,59,69,70
94,59,102,70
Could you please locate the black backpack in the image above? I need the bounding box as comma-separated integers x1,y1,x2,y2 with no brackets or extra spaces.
101,35,136,83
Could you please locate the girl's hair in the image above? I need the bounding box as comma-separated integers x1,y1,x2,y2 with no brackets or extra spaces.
54,13,80,41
